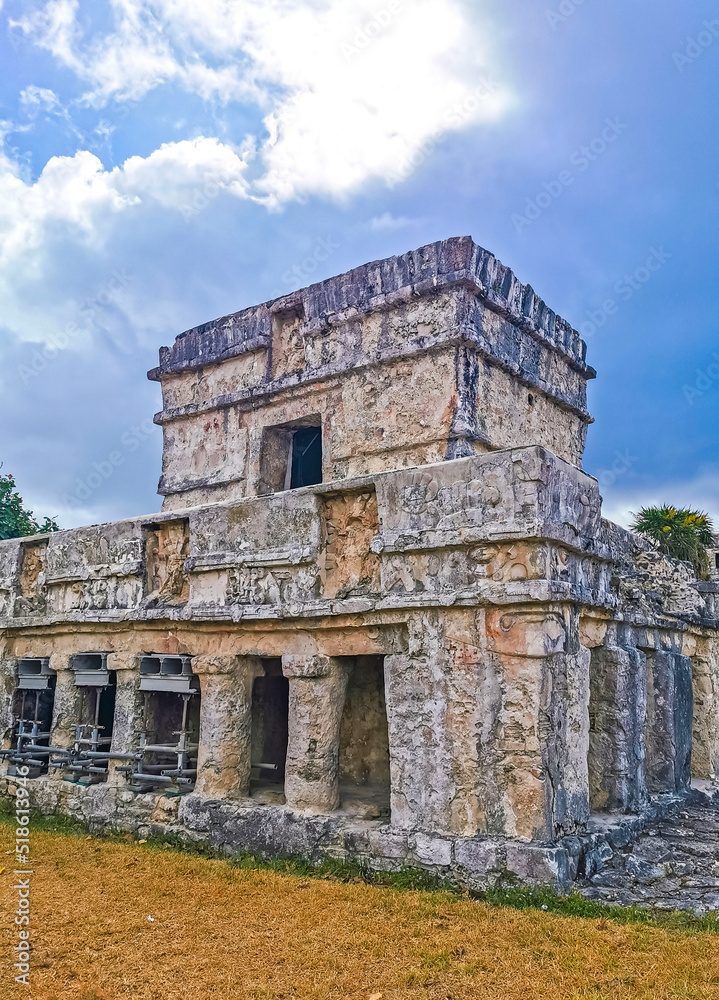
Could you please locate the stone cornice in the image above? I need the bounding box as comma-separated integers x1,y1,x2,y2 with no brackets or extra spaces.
147,237,595,388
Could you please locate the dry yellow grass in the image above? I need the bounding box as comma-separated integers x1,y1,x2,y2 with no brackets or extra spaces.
1,823,719,1000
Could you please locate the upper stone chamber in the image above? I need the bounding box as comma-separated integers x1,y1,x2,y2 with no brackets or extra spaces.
150,236,595,511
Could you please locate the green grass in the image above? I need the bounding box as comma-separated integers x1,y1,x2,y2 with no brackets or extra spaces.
480,883,719,934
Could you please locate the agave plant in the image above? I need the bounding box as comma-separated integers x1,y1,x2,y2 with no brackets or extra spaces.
630,505,715,579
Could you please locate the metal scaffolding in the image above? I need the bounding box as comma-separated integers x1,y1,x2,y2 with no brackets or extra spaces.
0,653,199,794
115,655,199,793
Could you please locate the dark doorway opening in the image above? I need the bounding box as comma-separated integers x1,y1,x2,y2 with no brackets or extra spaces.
251,659,289,799
78,677,117,744
68,672,117,785
338,656,391,820
96,679,117,741
131,658,201,794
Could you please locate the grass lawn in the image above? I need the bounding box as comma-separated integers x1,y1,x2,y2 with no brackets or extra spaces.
2,818,719,1000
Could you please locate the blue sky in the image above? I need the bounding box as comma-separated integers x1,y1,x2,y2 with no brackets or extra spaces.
0,0,717,529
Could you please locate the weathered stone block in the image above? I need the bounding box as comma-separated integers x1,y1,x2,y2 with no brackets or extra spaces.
588,645,648,813
505,843,571,890
367,828,409,861
453,838,502,876
413,833,453,867
283,656,349,812
282,654,332,678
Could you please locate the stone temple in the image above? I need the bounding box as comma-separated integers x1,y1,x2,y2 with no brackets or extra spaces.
2,235,718,890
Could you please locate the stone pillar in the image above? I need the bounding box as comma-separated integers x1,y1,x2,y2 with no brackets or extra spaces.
282,654,349,812
194,655,263,800
384,608,573,840
106,653,144,786
48,652,82,749
383,612,464,835
645,649,693,793
588,645,648,812
485,608,590,841
0,644,17,751
689,635,719,782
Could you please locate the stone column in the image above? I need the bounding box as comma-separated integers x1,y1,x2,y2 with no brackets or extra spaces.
282,654,349,812
48,652,81,749
194,655,263,800
690,635,719,782
485,608,590,841
0,644,18,751
645,648,693,793
106,653,144,786
588,645,648,812
383,612,462,835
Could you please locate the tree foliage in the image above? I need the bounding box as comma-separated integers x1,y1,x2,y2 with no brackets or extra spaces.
630,505,715,579
0,472,59,540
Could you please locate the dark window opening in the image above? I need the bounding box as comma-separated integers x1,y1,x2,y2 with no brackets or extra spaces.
128,684,200,794
9,680,56,777
251,659,289,797
258,417,322,495
66,674,117,785
290,426,322,489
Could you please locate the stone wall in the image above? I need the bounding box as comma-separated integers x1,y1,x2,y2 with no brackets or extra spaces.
151,238,595,509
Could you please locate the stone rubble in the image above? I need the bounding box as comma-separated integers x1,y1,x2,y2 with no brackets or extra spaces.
579,797,719,915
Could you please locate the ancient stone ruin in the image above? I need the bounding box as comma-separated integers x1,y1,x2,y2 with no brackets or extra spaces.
1,235,717,891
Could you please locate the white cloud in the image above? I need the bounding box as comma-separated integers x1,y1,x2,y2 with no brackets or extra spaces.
368,212,415,231
10,0,80,74
0,0,510,446
19,85,60,113
0,135,253,342
0,135,251,260
11,0,509,202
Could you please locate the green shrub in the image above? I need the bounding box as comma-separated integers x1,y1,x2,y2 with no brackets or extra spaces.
0,470,59,539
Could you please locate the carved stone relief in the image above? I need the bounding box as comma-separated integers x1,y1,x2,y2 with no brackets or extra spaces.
14,542,47,616
320,491,381,599
144,520,190,605
226,564,319,606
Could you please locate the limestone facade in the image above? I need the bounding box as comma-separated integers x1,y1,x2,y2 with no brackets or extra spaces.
1,236,717,889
